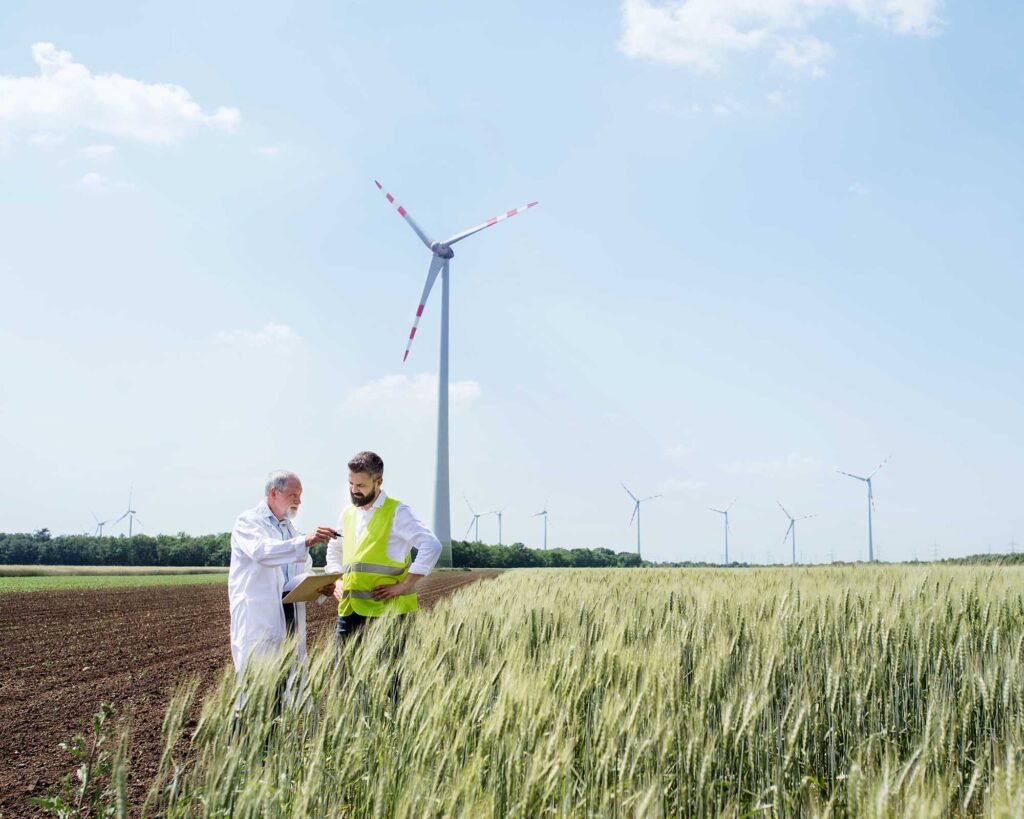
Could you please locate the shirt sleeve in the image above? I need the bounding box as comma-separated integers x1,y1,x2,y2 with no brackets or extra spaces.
325,512,344,573
231,515,307,567
393,504,442,575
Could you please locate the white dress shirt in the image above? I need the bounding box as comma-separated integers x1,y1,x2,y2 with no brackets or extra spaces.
325,489,442,577
228,501,312,674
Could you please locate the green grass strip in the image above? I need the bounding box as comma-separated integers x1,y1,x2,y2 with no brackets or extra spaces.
0,572,228,594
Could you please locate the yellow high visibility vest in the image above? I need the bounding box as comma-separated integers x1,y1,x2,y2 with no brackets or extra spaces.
338,496,418,617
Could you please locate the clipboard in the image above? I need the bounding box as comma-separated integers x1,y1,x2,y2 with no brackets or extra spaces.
282,572,342,603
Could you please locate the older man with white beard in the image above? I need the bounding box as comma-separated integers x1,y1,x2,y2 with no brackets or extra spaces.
228,470,338,676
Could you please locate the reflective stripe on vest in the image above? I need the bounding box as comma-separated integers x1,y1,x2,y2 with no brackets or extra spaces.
339,562,406,576
339,496,418,617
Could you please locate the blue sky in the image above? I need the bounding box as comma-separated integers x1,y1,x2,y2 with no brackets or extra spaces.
1,1,1021,563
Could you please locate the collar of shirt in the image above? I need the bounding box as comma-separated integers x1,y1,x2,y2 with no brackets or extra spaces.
355,489,388,522
259,500,293,536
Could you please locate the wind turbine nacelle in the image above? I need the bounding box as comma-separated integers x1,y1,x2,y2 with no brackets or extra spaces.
431,242,455,259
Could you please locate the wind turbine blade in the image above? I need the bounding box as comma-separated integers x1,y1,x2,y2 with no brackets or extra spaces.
464,520,475,538
708,507,725,515
868,455,892,479
374,180,435,250
837,470,867,481
403,256,445,362
782,521,794,544
622,484,638,503
133,518,144,529
91,510,100,524
777,501,792,520
531,510,546,518
464,496,476,515
629,503,638,526
727,498,737,512
640,494,662,503
797,514,817,521
112,512,130,525
443,200,539,246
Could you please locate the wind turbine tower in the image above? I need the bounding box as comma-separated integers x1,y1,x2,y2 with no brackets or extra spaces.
531,507,549,550
708,501,735,564
623,485,661,559
375,181,538,568
837,456,890,562
464,497,482,542
487,509,505,546
777,502,816,566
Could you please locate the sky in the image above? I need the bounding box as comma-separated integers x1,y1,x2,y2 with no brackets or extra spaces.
1,1,1022,564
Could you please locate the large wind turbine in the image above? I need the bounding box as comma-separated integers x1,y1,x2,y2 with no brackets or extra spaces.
623,485,660,559
464,496,482,542
708,501,735,564
837,456,890,562
111,487,142,537
777,501,816,565
531,507,549,550
487,509,505,546
375,181,538,568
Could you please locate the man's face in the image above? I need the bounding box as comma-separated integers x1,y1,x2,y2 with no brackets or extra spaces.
268,479,302,521
349,471,382,507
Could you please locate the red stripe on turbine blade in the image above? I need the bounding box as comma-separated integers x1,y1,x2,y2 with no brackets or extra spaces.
398,206,407,216
486,217,498,226
403,350,409,362
506,209,517,217
375,181,382,189
409,327,417,339
386,193,394,203
527,201,538,208
416,304,425,316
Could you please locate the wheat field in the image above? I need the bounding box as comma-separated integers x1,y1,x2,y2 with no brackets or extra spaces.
136,567,1024,817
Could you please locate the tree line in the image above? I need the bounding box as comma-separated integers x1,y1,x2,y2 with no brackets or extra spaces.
0,530,656,569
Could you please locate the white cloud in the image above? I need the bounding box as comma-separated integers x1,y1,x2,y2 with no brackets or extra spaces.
29,131,67,147
343,373,482,415
664,442,692,458
767,89,785,105
850,181,869,195
775,36,833,75
252,145,280,157
216,322,300,348
660,477,706,493
80,143,115,159
618,0,943,73
77,171,131,192
0,43,240,145
723,452,826,478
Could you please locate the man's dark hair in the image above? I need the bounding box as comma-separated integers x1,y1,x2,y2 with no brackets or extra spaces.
348,451,384,478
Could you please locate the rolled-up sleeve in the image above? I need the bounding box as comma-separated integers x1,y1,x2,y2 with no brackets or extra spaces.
393,504,442,575
231,516,307,566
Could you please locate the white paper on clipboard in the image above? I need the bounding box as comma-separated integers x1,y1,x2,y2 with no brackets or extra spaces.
282,572,342,603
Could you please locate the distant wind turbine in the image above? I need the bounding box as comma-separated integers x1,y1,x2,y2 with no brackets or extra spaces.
486,509,505,546
777,501,816,566
622,485,660,559
375,180,539,568
90,510,111,538
837,455,890,562
531,506,549,550
708,501,735,564
111,486,142,536
464,496,482,542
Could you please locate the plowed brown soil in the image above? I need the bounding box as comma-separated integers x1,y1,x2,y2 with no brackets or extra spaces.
0,570,501,817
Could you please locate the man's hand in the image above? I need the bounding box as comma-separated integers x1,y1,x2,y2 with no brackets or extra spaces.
305,527,339,548
317,581,336,597
333,583,345,602
370,580,410,601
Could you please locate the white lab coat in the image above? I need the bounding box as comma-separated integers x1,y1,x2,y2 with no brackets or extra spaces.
228,501,312,675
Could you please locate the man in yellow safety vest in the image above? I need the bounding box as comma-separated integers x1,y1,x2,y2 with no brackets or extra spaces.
323,451,443,642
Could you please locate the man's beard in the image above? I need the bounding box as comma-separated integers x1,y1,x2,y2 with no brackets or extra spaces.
350,488,377,507
285,506,299,520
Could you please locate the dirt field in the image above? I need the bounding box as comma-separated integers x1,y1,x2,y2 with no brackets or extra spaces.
0,570,501,816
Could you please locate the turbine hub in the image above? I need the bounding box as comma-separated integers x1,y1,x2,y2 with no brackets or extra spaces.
431,242,454,259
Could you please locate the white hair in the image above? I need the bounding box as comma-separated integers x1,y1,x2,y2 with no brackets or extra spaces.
264,470,300,496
